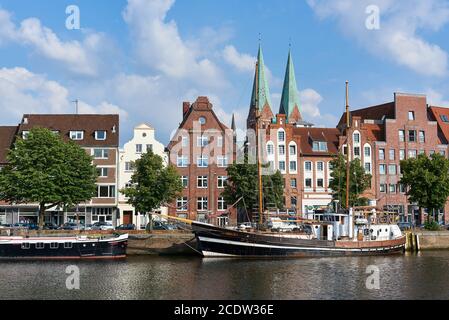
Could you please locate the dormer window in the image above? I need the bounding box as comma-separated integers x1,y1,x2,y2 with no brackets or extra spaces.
312,141,328,152
70,131,84,140
22,131,29,140
95,130,107,141
441,115,449,123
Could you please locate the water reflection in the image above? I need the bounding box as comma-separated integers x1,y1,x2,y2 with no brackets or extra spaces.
1,252,449,300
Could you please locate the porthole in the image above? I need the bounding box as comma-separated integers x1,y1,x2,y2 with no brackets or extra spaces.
199,117,206,125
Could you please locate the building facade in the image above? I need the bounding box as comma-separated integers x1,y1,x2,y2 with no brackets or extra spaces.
166,96,237,226
0,114,120,227
118,123,168,229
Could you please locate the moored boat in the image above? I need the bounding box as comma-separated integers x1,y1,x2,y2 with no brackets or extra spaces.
0,233,128,260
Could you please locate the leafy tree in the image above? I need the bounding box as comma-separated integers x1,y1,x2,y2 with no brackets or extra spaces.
329,153,372,208
400,153,449,223
121,151,183,230
0,128,97,229
223,157,284,219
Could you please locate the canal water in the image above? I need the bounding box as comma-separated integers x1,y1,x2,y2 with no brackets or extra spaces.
1,251,449,300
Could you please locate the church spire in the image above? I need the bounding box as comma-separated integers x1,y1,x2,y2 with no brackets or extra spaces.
279,49,302,123
247,44,274,128
231,113,236,131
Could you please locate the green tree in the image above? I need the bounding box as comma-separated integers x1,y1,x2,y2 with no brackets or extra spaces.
121,151,182,230
329,153,372,208
400,153,449,223
223,158,284,218
0,128,97,229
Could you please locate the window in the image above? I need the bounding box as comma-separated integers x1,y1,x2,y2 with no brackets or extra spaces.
22,131,30,139
379,164,386,175
217,156,228,167
419,131,425,143
279,145,285,155
97,185,116,198
93,149,109,159
36,243,44,249
408,149,417,158
197,136,209,147
197,197,208,211
305,178,312,188
408,130,416,142
440,150,446,156
182,136,189,147
70,131,84,140
21,243,30,249
64,242,73,249
399,149,405,160
177,156,188,167
290,178,297,188
125,162,135,171
97,167,108,177
50,242,59,249
279,161,286,171
353,133,360,143
429,150,435,155
441,115,449,123
389,165,397,175
217,176,227,188
317,162,324,172
289,145,297,155
197,155,209,168
419,149,425,155
135,144,143,154
389,149,395,161
380,184,386,193
364,163,371,173
398,184,406,193
379,149,385,160
305,161,312,171
291,197,297,208
354,147,360,157
364,146,371,157
197,176,208,188
389,184,396,193
267,144,274,155
146,144,153,152
278,131,285,142
289,161,297,171
95,130,107,141
317,179,324,188
198,117,206,125
313,141,328,152
177,197,188,211
399,130,405,142
181,176,188,188
217,197,226,211
408,111,415,121
217,136,223,147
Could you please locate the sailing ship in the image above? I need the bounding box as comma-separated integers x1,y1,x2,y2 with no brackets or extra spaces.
0,233,128,260
190,80,406,258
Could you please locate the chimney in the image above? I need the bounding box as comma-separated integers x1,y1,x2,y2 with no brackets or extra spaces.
183,102,190,118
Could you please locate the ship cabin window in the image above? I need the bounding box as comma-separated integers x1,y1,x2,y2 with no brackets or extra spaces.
21,243,30,249
64,242,73,249
36,243,44,249
50,242,59,249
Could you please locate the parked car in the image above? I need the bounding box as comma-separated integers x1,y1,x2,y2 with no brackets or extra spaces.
147,221,177,231
397,222,413,231
267,218,299,232
83,224,93,231
43,223,59,230
116,224,136,231
60,222,83,231
92,221,114,231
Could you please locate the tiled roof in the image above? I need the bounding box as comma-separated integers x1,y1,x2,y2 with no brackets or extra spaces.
18,114,119,147
293,127,340,156
338,102,395,127
429,106,449,144
0,126,18,164
363,123,385,142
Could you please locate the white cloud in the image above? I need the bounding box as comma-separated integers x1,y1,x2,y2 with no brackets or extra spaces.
123,0,225,88
307,0,449,77
223,45,256,73
0,67,127,124
299,88,338,127
426,88,449,106
0,9,106,76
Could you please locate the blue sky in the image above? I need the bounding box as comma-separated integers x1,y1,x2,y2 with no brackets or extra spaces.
0,0,448,145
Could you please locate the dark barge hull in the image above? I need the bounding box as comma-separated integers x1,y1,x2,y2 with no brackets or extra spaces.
0,234,128,260
192,222,406,258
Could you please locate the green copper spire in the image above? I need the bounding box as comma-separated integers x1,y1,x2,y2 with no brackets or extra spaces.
279,50,301,121
250,45,272,112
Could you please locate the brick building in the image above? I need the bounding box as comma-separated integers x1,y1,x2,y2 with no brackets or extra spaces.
0,114,120,226
166,96,237,226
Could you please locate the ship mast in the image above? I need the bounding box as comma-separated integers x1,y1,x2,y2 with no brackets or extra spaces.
345,80,351,210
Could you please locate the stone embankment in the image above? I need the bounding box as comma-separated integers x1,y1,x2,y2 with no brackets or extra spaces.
405,230,449,251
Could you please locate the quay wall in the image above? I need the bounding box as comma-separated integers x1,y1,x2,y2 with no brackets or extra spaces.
406,231,449,251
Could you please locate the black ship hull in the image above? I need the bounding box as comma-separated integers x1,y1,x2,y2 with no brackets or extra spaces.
192,222,406,258
0,234,128,260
